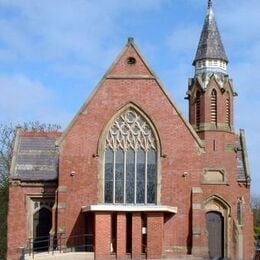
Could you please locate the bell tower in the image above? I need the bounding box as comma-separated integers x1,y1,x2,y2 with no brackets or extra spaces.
187,0,237,138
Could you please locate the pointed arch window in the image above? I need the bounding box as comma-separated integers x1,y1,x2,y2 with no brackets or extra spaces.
225,94,231,126
210,89,217,124
104,109,157,204
195,90,201,126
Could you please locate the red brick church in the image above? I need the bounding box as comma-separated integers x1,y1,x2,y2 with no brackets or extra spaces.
7,1,254,259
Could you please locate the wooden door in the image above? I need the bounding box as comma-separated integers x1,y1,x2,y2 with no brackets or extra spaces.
206,211,224,259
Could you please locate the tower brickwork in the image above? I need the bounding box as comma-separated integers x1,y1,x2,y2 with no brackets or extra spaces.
187,1,254,259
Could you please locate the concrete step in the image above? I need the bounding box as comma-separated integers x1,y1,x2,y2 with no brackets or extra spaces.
25,252,94,260
163,256,207,260
25,252,207,260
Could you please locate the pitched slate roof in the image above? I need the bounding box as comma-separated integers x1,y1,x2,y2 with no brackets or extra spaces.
193,1,228,65
10,131,61,181
236,130,250,183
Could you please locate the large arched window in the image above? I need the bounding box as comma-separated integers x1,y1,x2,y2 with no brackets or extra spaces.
104,108,157,204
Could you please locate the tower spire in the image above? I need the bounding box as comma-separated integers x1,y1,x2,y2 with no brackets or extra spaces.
187,0,234,134
193,0,228,75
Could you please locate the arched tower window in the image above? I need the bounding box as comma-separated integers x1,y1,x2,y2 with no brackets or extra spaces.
104,108,157,204
225,93,231,126
195,90,201,126
210,89,217,124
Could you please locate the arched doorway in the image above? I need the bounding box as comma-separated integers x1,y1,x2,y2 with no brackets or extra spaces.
204,195,231,258
206,211,224,259
33,207,52,251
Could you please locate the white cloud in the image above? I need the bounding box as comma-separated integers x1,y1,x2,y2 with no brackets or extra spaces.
0,74,51,111
0,0,167,70
0,74,71,125
167,25,200,58
219,0,260,43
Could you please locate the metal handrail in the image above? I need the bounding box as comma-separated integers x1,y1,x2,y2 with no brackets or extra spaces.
25,233,94,258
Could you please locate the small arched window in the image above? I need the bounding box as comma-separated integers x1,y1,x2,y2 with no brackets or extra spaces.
104,109,157,204
195,90,201,126
225,93,231,126
210,89,217,124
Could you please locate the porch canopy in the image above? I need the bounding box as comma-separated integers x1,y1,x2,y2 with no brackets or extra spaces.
81,204,177,214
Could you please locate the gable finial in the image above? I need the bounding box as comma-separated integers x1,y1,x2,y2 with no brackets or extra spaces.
128,37,134,44
208,0,212,9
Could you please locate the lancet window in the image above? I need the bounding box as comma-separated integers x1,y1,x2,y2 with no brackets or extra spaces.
210,89,217,123
195,90,201,126
104,109,157,204
225,95,230,126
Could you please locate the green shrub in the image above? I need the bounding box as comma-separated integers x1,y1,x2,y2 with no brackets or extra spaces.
255,226,260,234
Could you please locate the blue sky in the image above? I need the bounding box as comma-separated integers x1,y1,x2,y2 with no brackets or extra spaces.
0,0,259,195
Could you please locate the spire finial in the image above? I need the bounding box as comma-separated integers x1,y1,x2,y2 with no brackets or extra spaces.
208,0,212,9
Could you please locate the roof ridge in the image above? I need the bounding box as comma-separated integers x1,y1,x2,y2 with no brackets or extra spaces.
19,131,62,138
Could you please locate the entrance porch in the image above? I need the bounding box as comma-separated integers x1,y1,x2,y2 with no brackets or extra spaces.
82,204,177,259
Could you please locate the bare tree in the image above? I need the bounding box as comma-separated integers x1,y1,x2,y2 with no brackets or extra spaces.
252,195,260,210
252,194,260,244
0,124,15,187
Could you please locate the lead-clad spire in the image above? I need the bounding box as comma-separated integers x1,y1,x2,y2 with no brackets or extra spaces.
193,0,228,66
208,0,212,9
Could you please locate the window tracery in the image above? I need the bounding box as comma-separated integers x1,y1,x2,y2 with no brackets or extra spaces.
106,109,156,152
104,109,157,204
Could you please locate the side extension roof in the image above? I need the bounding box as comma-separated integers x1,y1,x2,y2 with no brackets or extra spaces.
10,129,61,181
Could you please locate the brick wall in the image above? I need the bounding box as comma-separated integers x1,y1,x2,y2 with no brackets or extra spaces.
57,42,204,257
7,41,254,259
7,184,56,260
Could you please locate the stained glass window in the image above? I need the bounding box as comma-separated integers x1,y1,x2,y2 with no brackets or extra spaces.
104,109,157,204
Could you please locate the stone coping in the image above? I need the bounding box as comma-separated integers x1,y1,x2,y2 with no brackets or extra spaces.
81,204,177,214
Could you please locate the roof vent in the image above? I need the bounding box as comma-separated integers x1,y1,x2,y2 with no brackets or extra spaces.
127,57,136,65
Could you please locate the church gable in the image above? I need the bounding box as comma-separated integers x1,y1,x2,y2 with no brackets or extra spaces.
58,38,204,152
54,40,206,230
